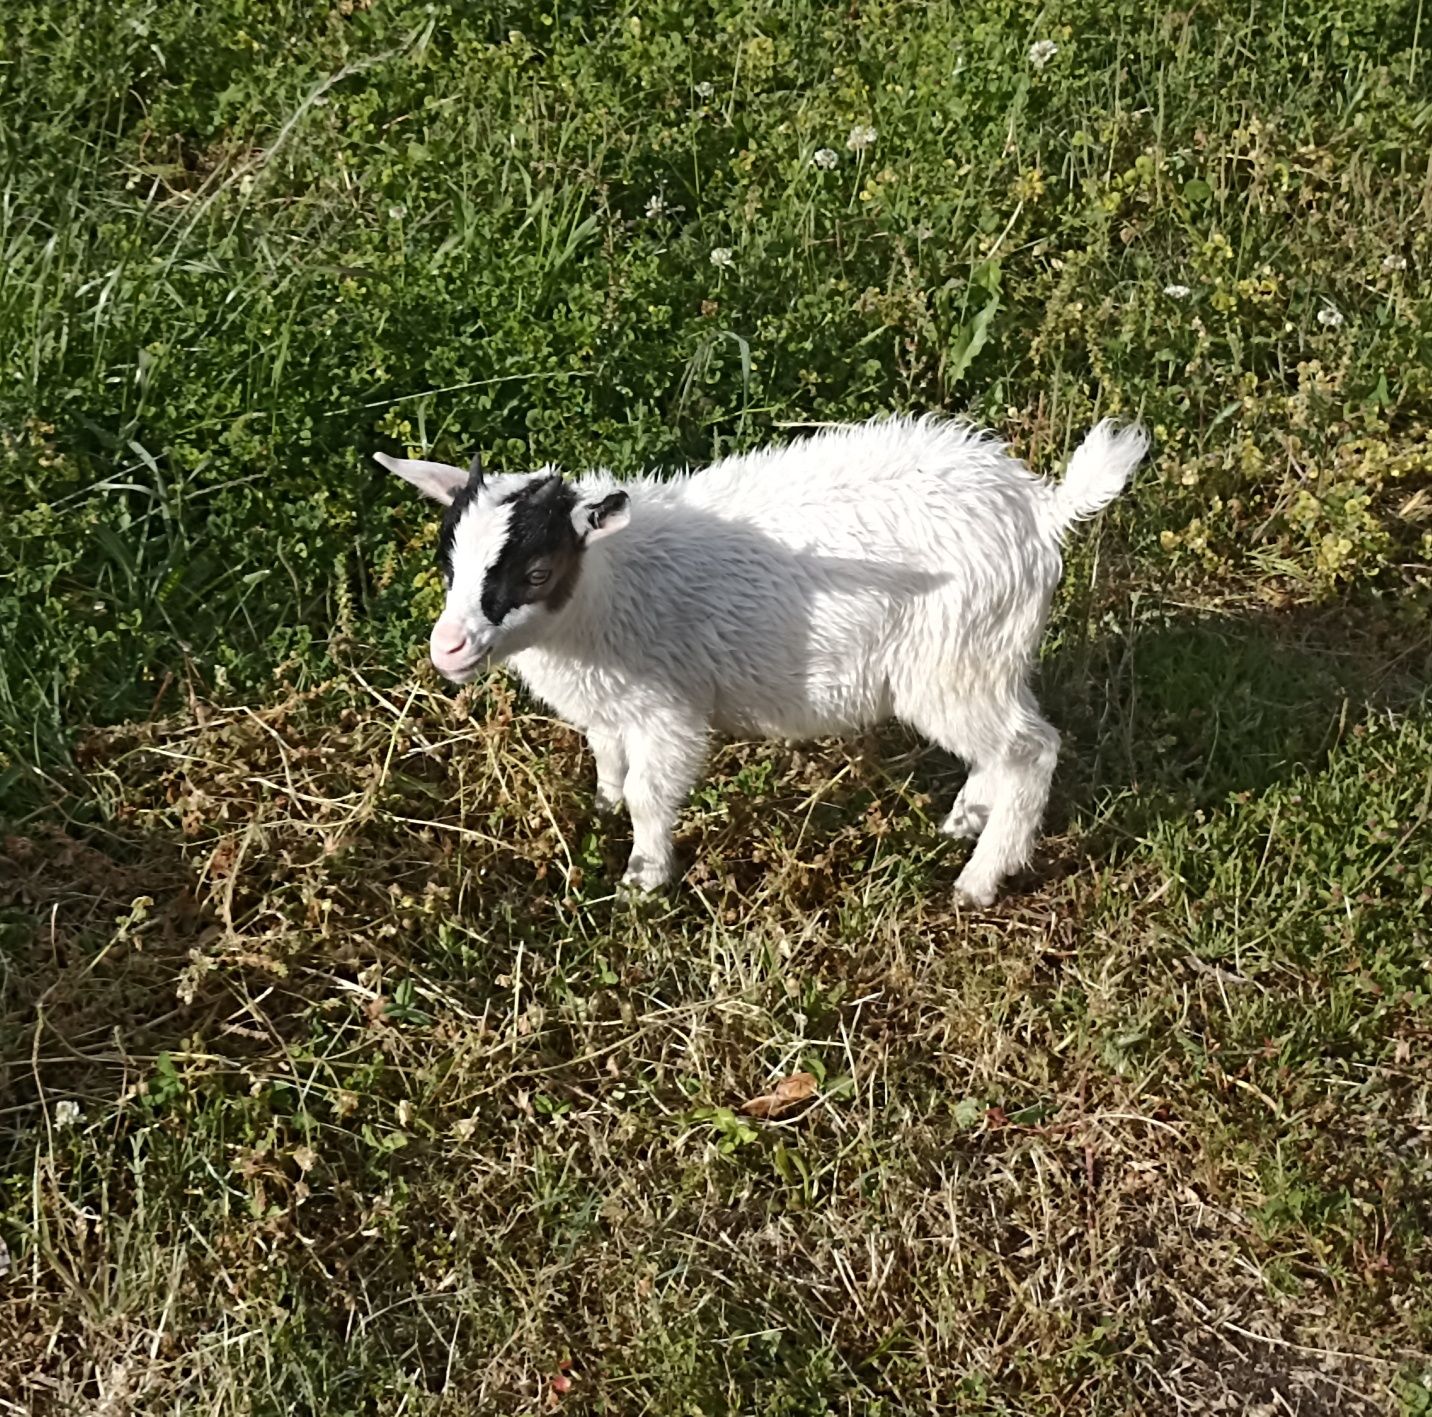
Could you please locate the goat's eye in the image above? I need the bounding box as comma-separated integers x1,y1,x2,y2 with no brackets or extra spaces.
526,567,551,587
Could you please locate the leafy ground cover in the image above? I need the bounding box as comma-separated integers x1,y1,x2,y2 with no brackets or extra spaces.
2,1,1431,1412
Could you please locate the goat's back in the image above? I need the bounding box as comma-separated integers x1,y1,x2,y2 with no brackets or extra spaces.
667,417,1058,569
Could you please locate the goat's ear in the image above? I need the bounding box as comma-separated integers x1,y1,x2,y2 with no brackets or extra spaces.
374,452,471,506
575,490,630,544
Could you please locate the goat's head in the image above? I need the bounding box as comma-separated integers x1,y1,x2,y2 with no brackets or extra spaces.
378,451,629,682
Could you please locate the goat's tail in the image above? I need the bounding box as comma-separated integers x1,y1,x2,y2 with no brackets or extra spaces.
1049,419,1149,531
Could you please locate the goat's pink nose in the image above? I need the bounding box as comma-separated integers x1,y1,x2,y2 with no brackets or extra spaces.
431,621,469,658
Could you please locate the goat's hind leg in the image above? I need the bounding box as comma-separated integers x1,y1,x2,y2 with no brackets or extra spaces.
903,688,1059,907
941,765,994,842
951,701,1060,908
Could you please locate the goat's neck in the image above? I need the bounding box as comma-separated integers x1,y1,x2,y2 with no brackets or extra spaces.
542,533,622,653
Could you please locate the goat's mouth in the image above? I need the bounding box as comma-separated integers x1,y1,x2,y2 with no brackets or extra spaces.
431,652,489,684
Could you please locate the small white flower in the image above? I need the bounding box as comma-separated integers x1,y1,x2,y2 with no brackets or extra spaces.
709,247,734,269
694,80,714,100
644,193,668,219
387,205,406,221
1382,253,1407,272
54,1100,83,1129
846,124,877,153
1163,283,1192,300
812,147,839,170
1028,39,1059,70
1317,303,1344,328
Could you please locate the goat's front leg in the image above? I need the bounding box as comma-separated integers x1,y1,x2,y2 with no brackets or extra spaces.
618,718,708,894
587,728,628,813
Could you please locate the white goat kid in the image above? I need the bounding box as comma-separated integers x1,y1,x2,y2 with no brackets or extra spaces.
378,417,1147,907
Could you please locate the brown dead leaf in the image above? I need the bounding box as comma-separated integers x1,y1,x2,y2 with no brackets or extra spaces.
208,838,238,880
740,1071,818,1119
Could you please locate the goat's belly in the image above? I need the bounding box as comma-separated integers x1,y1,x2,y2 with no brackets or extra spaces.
711,671,891,740
511,642,893,741
707,613,896,738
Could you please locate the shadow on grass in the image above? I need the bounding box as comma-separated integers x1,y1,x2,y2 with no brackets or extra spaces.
1042,587,1431,843
0,826,211,1152
6,586,1428,1007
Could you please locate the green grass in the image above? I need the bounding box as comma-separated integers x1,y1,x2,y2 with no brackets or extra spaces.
2,1,1431,1412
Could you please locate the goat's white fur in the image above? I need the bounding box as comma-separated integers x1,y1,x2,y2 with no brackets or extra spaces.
387,416,1148,906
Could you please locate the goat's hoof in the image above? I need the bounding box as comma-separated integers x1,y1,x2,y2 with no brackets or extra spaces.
618,860,671,897
940,802,986,842
594,788,625,814
953,873,998,909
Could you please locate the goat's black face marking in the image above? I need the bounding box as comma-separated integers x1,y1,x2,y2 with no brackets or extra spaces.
480,476,582,625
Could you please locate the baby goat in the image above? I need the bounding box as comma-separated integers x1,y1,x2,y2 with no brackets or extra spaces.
378,416,1147,906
